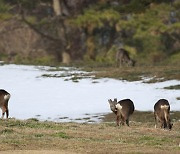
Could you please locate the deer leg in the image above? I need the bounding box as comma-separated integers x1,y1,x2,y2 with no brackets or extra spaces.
1,106,8,119
120,115,125,126
116,60,119,67
126,118,129,127
116,115,120,126
160,120,165,129
6,109,9,119
119,59,122,67
1,107,6,119
163,120,167,129
154,114,158,128
2,113,5,119
2,111,5,119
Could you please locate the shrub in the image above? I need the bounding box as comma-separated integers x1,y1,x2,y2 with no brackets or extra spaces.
0,0,11,13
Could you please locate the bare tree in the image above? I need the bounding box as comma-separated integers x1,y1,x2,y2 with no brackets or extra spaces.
52,0,69,16
52,0,71,64
10,0,76,64
53,0,62,16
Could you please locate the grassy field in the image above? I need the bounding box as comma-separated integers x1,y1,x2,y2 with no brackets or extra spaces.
0,111,180,154
82,65,180,82
42,64,180,84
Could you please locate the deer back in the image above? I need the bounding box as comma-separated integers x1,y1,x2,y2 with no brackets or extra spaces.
118,99,135,116
116,49,130,61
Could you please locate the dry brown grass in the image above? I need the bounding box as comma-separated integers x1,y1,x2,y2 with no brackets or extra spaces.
0,118,179,154
0,150,75,154
82,65,180,82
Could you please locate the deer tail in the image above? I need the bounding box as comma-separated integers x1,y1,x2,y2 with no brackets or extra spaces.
160,105,169,123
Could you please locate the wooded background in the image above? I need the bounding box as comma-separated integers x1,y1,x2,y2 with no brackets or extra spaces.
0,0,179,66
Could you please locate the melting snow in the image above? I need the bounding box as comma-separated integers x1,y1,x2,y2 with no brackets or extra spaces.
0,64,179,122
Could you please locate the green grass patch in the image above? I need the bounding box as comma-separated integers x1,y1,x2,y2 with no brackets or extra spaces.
103,111,180,123
164,85,180,90
27,118,39,122
3,139,21,145
52,132,70,139
0,13,12,20
1,119,64,130
0,129,14,134
139,136,171,146
34,133,44,138
79,65,180,82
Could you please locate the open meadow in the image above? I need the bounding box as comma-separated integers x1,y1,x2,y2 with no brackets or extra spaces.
0,114,180,154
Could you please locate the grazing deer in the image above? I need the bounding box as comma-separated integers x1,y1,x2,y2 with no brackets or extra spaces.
108,98,135,126
116,48,135,67
154,99,173,130
0,89,11,119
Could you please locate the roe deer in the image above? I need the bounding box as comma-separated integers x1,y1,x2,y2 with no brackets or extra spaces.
116,48,135,67
0,89,11,119
108,98,134,126
154,99,173,130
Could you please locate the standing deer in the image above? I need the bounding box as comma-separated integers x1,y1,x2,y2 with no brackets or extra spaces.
116,48,135,67
108,98,135,126
0,89,11,119
154,99,173,130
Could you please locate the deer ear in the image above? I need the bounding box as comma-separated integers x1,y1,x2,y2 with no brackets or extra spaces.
108,99,112,104
114,98,117,102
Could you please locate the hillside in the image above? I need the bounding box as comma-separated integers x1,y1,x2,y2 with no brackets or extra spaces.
0,0,179,66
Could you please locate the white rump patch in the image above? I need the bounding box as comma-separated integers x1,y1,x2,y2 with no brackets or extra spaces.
4,94,10,100
115,104,122,110
160,105,169,109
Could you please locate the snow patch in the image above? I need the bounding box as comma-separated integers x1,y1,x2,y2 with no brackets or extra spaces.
0,64,179,122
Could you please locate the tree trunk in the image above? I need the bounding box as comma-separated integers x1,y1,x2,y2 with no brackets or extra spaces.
53,0,62,16
52,0,71,63
62,51,71,64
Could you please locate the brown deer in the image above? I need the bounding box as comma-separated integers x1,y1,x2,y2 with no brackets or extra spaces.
0,89,11,119
154,99,173,130
116,48,135,67
108,98,135,126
